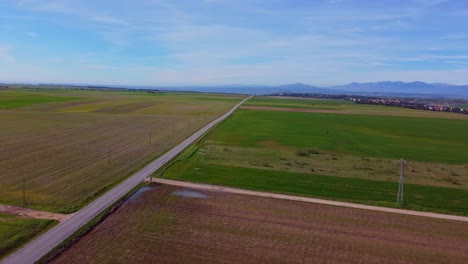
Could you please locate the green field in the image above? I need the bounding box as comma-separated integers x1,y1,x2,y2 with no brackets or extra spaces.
0,214,56,260
0,88,244,212
0,92,79,110
209,109,467,163
244,96,468,120
159,96,468,215
244,96,353,109
454,105,468,109
163,163,468,215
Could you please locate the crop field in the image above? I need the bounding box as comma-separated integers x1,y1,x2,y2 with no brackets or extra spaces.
160,96,468,215
0,92,78,110
164,163,468,215
207,109,467,163
50,184,468,264
244,96,468,120
0,89,244,213
0,214,56,260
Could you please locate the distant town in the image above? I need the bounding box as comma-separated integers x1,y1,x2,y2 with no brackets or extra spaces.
270,93,468,115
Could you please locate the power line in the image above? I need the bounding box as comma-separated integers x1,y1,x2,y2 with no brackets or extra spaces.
397,159,406,207
22,173,26,205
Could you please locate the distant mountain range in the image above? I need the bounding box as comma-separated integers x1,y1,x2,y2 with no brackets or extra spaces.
329,81,468,98
5,81,468,98
163,81,468,98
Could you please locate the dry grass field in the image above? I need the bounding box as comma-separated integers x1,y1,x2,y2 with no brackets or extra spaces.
0,89,243,213
51,184,468,264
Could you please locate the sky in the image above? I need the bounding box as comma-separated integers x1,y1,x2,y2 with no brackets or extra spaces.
1,0,468,86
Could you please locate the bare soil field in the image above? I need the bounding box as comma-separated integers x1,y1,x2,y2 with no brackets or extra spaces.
51,184,468,264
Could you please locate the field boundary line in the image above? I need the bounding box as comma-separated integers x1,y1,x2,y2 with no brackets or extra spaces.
152,178,468,222
1,95,251,264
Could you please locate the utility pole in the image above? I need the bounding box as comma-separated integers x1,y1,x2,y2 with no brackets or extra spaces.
22,174,26,205
397,159,406,206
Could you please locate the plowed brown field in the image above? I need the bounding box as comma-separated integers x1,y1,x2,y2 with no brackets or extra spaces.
51,184,468,264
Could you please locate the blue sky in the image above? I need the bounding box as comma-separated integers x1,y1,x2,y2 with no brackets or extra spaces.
1,0,468,86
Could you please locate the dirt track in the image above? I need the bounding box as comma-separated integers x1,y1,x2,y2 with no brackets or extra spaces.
152,178,468,222
0,204,69,222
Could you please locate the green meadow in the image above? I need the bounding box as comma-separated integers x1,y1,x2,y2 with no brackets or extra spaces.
163,162,468,216
0,91,79,109
244,96,352,109
159,96,468,215
0,214,56,260
208,109,467,164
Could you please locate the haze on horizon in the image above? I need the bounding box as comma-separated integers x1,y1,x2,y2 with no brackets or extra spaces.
1,0,468,87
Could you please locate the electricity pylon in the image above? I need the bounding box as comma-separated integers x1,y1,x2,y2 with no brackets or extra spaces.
397,159,406,206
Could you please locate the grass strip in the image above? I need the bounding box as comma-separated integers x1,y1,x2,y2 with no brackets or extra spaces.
162,163,468,216
0,215,57,261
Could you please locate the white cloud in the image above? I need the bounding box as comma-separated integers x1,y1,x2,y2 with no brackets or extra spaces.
46,57,64,62
420,55,468,60
3,0,468,86
89,16,128,25
0,45,14,63
86,64,113,70
413,0,448,7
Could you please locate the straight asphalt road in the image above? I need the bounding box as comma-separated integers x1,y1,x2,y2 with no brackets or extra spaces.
1,96,251,264
153,178,468,223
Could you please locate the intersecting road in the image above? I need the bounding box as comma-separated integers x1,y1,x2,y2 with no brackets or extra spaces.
1,96,251,264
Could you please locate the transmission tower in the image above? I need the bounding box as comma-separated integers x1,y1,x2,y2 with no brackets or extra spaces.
396,159,406,206
22,174,26,205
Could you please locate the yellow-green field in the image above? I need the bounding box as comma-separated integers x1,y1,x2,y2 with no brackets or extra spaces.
0,89,244,213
